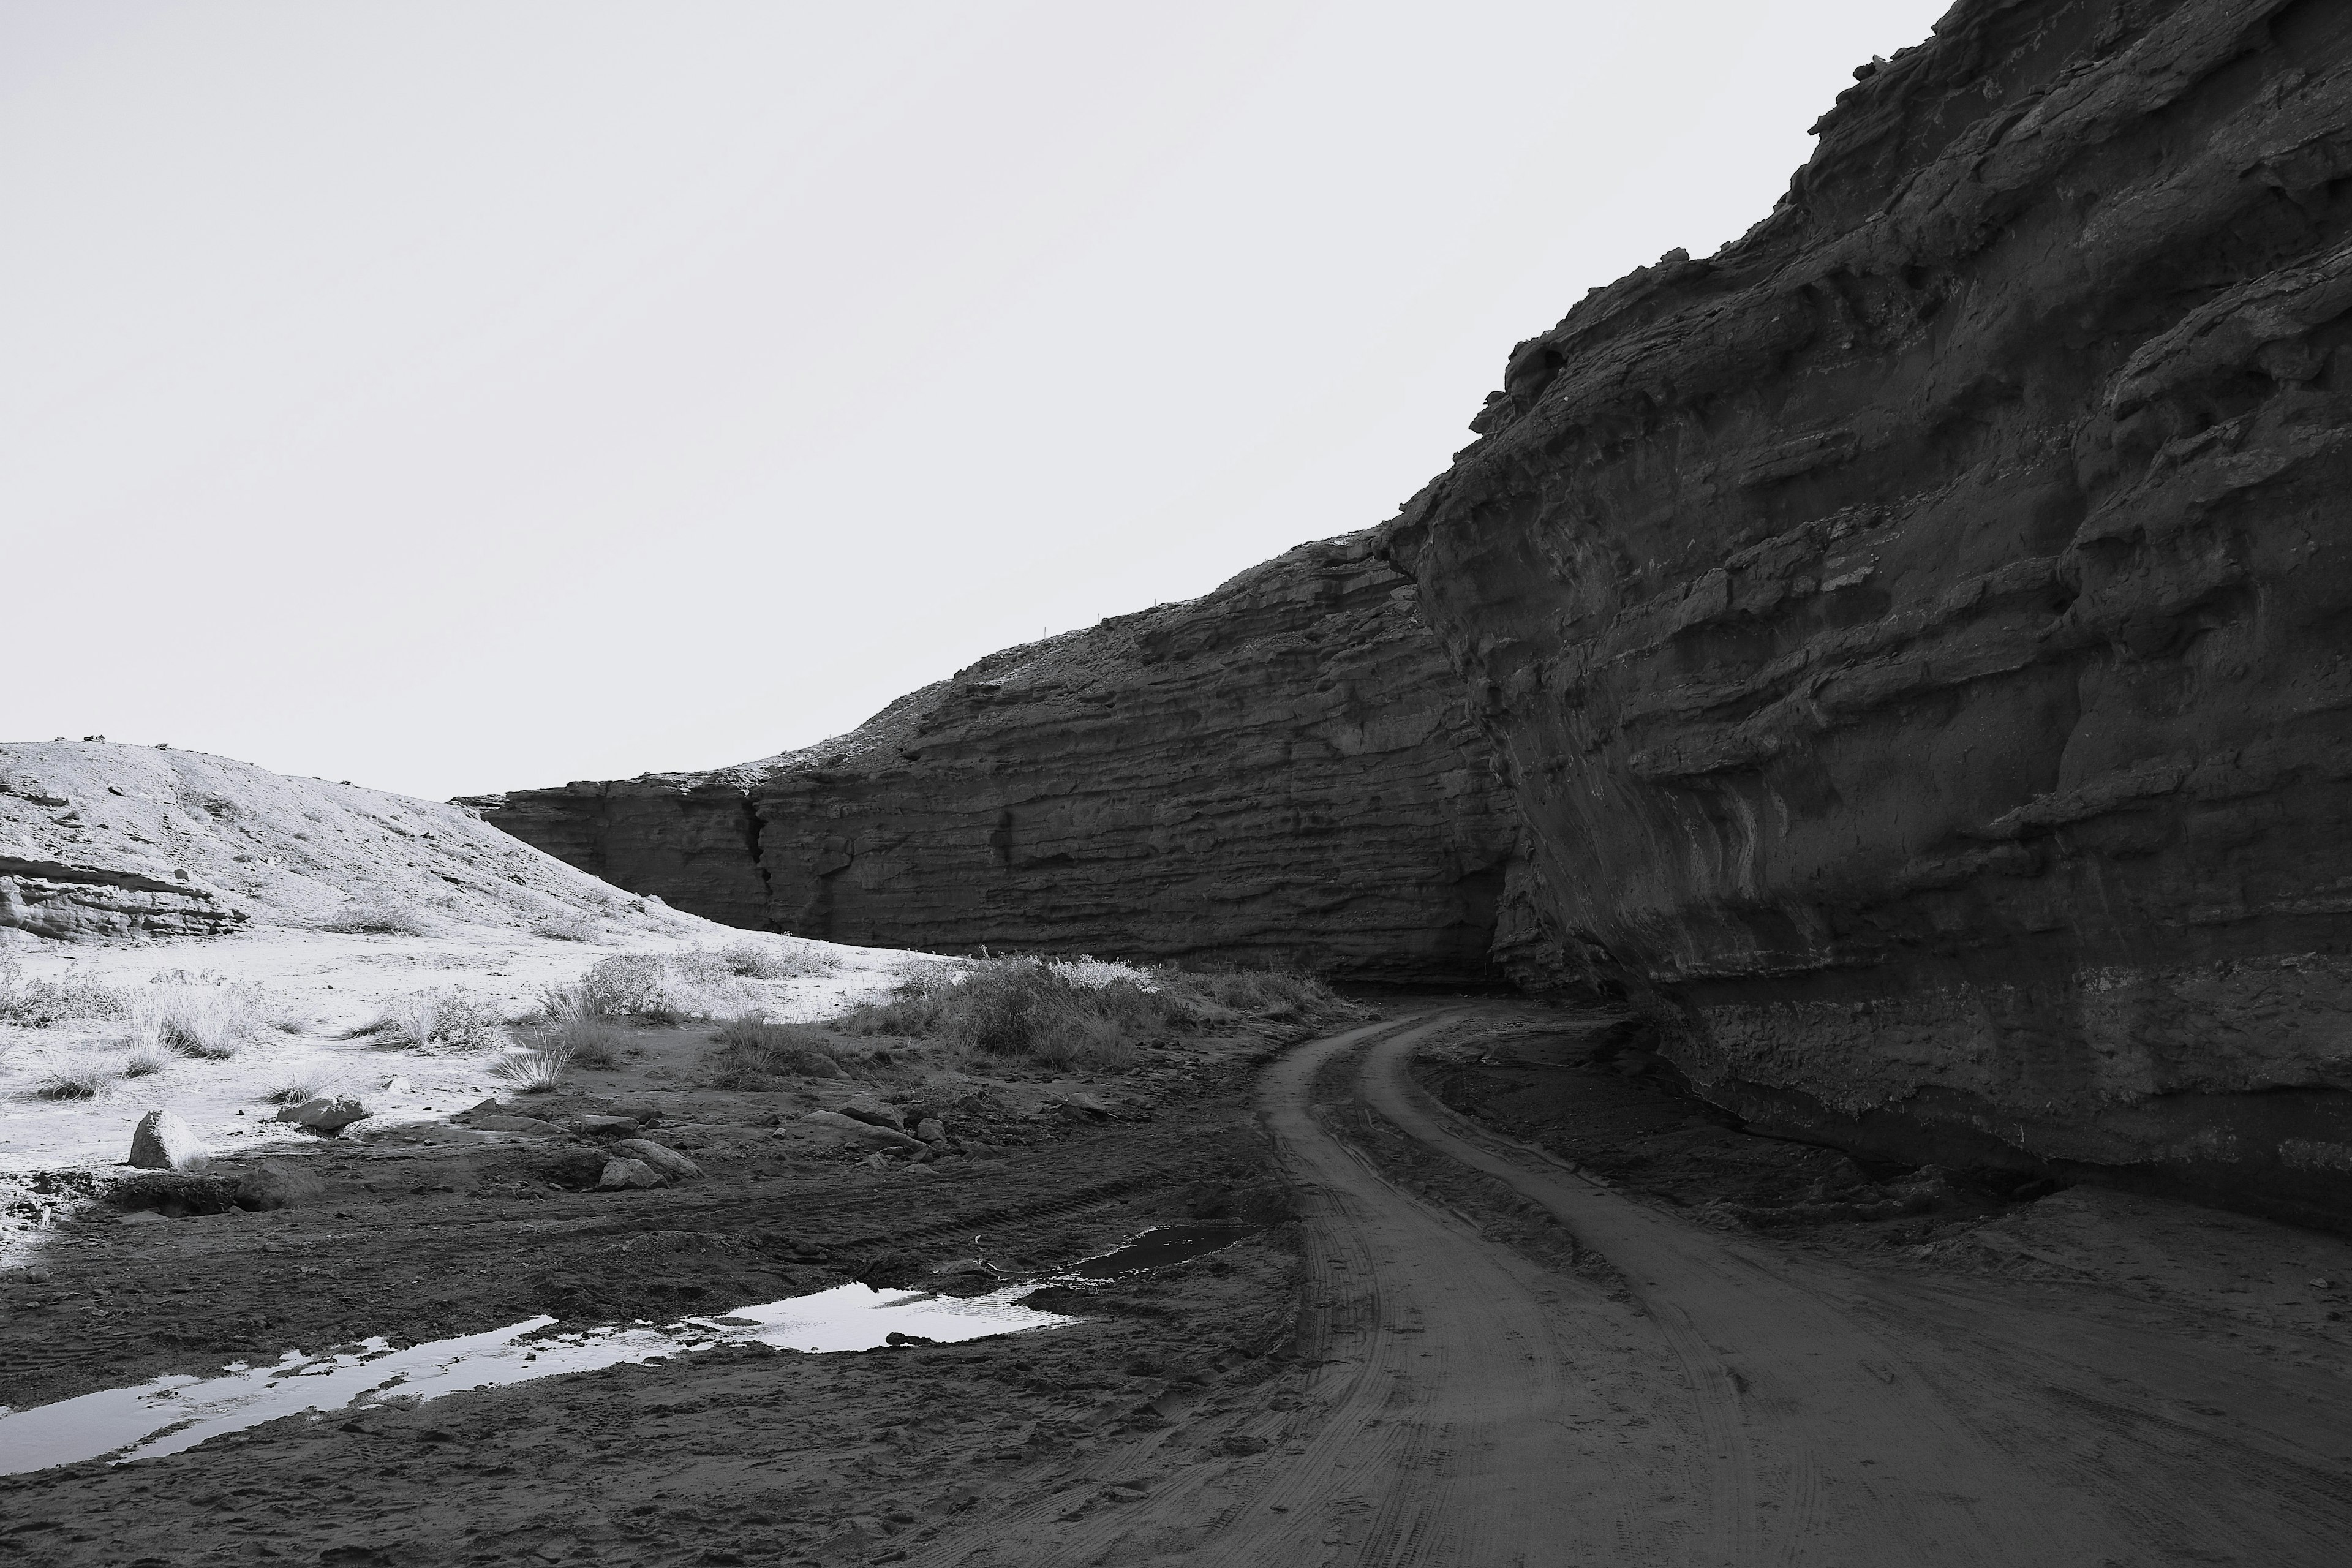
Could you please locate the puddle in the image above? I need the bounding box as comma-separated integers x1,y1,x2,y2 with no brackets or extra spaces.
1065,1223,1254,1280
0,1282,1068,1476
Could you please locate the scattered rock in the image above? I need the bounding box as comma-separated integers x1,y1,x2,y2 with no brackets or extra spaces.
915,1118,947,1144
127,1110,207,1171
610,1137,701,1180
597,1158,664,1190
383,1076,412,1095
233,1159,329,1211
276,1095,372,1134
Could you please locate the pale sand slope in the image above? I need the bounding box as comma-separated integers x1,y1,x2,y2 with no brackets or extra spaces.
0,741,934,1179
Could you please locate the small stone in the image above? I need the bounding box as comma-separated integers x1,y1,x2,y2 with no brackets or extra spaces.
860,1153,890,1171
837,1096,907,1131
610,1137,701,1180
915,1118,947,1143
597,1157,664,1190
383,1076,412,1095
233,1161,327,1211
128,1110,207,1170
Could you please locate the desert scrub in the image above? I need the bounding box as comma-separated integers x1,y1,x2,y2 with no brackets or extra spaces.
718,938,837,980
364,986,502,1052
707,1017,846,1087
34,1050,121,1099
831,955,1363,1069
320,895,434,937
116,1038,173,1078
264,1064,342,1106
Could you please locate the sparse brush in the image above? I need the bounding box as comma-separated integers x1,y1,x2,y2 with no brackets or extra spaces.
547,1012,628,1068
707,1016,846,1087
535,910,598,943
718,939,835,980
35,1051,121,1099
492,1034,573,1093
320,895,434,937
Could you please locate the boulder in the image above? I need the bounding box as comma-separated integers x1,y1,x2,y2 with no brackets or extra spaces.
470,1114,565,1135
597,1157,663,1190
836,1096,906,1131
609,1137,701,1180
914,1118,948,1144
802,1110,921,1150
276,1095,371,1134
571,1115,641,1139
127,1110,206,1171
233,1159,328,1211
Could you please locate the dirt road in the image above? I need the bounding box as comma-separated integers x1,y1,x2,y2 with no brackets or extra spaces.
1044,1011,2352,1567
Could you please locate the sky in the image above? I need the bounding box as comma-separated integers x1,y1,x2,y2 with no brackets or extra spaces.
2,0,1951,801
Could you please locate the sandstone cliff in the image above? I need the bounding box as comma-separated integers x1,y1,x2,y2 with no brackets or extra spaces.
1382,0,2352,1223
469,534,1525,982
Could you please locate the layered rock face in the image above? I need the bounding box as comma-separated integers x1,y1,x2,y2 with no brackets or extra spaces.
471,535,1523,981
1384,0,2352,1222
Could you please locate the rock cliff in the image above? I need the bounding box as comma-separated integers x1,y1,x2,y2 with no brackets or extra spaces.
1382,0,2352,1223
468,534,1525,982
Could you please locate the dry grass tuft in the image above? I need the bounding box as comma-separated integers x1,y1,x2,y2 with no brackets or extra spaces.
264,1066,340,1106
0,965,135,1028
35,1050,121,1099
492,1035,573,1093
134,984,257,1060
117,1039,173,1078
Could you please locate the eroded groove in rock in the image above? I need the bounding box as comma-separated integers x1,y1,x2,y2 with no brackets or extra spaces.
469,534,1526,982
1381,0,2352,1224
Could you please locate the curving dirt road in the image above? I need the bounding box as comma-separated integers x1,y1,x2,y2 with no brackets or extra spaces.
1020,1011,2352,1567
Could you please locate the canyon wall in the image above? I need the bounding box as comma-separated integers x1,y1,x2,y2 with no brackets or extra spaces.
1382,0,2352,1223
467,534,1528,982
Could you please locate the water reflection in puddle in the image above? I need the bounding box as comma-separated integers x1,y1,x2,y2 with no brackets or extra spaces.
1064,1222,1253,1280
0,1283,1068,1476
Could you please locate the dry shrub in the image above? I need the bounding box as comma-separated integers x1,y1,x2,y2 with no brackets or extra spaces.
535,910,598,943
707,1017,845,1087
718,939,836,980
320,895,435,937
575,952,750,1023
370,986,502,1052
1,968,135,1028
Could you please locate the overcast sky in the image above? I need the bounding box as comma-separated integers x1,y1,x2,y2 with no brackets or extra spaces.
4,0,1949,801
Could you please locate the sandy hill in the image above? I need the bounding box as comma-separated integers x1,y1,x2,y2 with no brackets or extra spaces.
0,740,674,943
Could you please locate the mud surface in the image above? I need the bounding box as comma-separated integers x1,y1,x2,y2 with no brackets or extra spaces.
6,1001,2351,1564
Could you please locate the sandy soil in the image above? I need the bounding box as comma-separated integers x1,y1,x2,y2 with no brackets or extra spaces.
3,998,2348,1564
